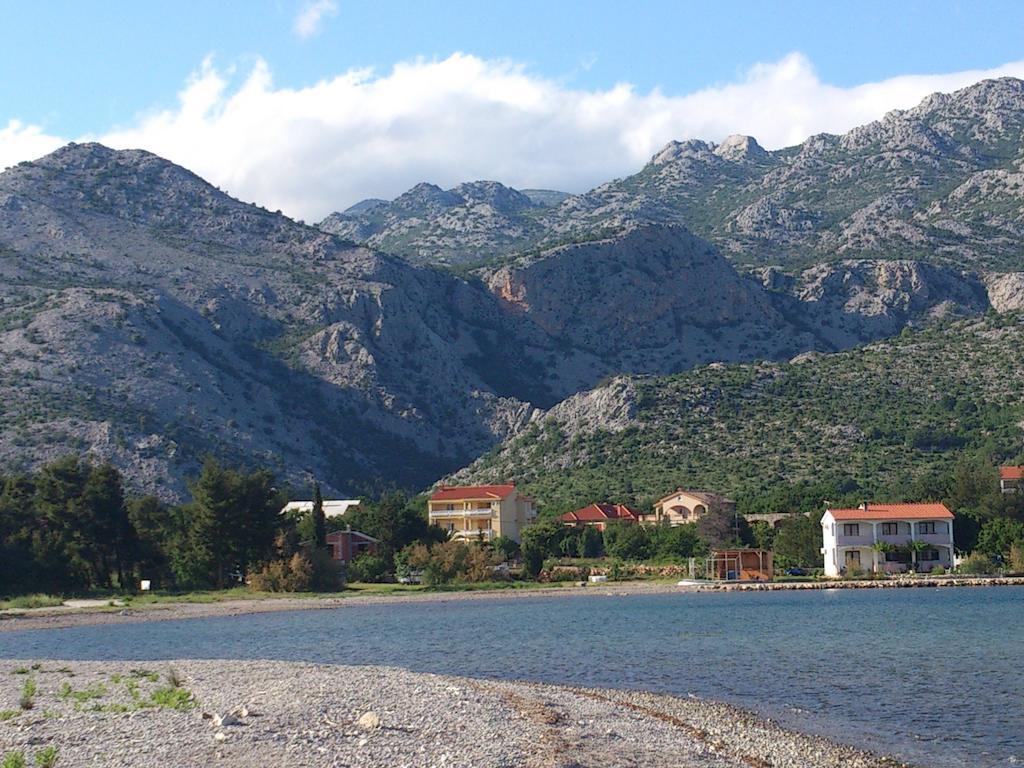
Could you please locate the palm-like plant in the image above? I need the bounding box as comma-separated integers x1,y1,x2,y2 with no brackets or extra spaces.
872,541,895,573
906,539,930,571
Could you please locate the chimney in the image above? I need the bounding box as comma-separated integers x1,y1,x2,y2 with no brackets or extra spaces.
859,501,869,511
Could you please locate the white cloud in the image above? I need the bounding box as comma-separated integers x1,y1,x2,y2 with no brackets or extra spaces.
293,0,337,39
0,120,64,172
3,52,1024,221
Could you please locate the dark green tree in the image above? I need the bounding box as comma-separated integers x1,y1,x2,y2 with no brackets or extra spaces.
772,515,822,568
311,482,327,549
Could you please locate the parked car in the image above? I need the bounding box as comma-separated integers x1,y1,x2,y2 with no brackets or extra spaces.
784,567,807,576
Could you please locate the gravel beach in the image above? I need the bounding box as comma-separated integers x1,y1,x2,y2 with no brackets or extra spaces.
0,659,911,768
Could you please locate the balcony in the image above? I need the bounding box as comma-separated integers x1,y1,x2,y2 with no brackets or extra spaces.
429,507,494,519
450,528,494,540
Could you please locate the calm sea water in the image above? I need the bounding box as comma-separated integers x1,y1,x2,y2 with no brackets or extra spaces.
1,587,1021,767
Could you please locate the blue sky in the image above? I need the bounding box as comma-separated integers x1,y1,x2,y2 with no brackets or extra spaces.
2,0,1023,218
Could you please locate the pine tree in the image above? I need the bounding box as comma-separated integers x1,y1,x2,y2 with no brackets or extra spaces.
312,481,327,549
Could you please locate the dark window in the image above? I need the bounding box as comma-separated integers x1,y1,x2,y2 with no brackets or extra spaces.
885,551,911,563
918,522,937,535
881,523,900,535
843,523,860,536
920,548,940,561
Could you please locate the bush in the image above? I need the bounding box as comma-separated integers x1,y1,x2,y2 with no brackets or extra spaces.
958,552,998,575
249,548,343,592
1009,543,1024,575
400,540,501,584
930,565,947,576
346,554,390,583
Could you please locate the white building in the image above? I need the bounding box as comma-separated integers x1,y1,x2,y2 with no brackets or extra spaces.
820,503,955,577
281,499,361,518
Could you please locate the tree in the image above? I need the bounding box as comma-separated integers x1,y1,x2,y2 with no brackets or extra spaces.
79,463,136,589
311,482,327,549
579,526,604,558
520,519,563,578
976,517,1024,558
490,535,520,562
603,523,651,561
648,523,700,561
772,515,822,568
696,506,752,550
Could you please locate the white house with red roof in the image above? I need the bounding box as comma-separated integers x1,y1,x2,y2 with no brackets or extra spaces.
427,484,536,542
821,502,955,577
999,466,1023,494
560,503,641,531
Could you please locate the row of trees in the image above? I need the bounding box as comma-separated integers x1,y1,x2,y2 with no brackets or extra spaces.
0,456,284,595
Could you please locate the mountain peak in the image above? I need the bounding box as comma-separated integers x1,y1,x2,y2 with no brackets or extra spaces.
649,139,715,166
713,134,768,162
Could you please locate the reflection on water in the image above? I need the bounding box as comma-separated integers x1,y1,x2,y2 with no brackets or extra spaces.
1,587,1020,767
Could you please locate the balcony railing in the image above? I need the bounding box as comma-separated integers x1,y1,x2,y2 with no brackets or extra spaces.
450,528,494,540
429,508,493,518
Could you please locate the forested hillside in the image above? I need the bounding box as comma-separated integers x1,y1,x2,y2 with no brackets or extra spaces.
453,313,1024,514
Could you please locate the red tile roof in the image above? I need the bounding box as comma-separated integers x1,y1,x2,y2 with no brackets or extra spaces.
828,503,953,521
1000,466,1024,480
560,503,640,523
430,484,516,502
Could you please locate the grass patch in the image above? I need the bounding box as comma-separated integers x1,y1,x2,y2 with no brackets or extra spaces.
0,710,18,722
33,747,57,768
58,681,107,705
19,679,36,711
2,751,26,768
147,685,196,711
0,595,64,611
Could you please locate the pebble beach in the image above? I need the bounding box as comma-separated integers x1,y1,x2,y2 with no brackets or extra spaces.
0,659,911,768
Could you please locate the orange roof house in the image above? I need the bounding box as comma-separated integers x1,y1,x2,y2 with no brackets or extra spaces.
560,503,641,530
821,502,955,577
427,484,536,543
1000,466,1024,494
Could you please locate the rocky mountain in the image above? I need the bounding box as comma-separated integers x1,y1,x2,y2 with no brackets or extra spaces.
0,145,828,500
323,78,1024,272
451,313,1024,514
6,77,1024,502
319,180,552,266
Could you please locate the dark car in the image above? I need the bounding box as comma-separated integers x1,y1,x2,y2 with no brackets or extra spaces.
784,567,807,576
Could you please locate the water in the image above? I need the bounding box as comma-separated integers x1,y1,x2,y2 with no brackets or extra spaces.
2,587,1021,767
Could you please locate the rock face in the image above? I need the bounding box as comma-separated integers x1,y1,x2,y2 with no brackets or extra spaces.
483,226,816,382
324,77,1024,272
319,180,549,265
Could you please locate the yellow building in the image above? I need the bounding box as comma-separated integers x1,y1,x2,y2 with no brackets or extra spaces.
427,484,536,542
643,489,736,526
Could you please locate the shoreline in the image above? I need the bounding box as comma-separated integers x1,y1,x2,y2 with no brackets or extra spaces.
2,575,1022,633
0,658,913,768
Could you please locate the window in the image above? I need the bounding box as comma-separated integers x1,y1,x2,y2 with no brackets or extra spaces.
842,523,860,537
881,523,900,536
445,523,455,532
845,550,861,564
445,504,454,511
918,522,936,535
920,548,940,561
885,550,911,563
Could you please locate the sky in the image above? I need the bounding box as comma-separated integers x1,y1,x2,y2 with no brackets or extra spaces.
2,0,1024,220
